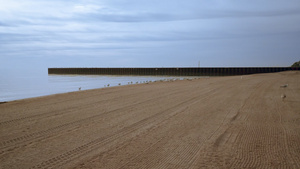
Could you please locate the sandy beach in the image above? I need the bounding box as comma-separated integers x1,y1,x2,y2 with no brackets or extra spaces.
0,71,299,168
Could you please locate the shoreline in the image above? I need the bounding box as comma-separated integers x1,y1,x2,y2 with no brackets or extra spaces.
0,74,209,104
1,71,299,168
0,75,203,103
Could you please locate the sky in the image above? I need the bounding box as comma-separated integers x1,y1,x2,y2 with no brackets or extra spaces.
1,0,300,72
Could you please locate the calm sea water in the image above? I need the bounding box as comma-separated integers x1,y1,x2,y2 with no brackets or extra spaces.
0,68,192,102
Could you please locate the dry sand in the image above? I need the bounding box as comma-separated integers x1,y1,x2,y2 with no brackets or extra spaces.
0,71,299,168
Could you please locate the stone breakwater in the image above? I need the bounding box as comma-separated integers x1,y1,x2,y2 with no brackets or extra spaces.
48,67,297,76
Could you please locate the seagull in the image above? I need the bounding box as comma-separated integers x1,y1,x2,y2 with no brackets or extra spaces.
281,94,286,101
79,87,81,91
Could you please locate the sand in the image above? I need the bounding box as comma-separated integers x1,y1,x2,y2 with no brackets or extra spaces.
0,71,299,168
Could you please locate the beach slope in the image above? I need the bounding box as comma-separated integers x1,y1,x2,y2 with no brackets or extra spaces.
0,71,299,168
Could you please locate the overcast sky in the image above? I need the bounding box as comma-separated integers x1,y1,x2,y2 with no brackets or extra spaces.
1,0,300,71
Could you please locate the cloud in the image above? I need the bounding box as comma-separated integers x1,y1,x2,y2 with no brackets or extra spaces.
73,4,104,14
1,0,300,68
70,7,300,24
82,12,177,23
0,22,12,27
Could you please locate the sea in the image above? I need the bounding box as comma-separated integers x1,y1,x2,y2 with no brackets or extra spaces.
0,68,192,102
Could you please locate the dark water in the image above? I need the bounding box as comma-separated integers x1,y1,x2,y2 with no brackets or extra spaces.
0,68,193,102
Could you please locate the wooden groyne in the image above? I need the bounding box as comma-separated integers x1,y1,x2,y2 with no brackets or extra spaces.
48,67,297,76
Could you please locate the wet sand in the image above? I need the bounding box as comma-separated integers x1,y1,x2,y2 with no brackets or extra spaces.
0,71,299,168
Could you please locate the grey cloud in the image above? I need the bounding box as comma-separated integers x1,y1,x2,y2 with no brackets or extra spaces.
73,8,300,23
4,6,299,27
221,8,300,18
76,12,179,23
1,0,300,68
0,22,12,27
0,18,42,27
0,33,46,43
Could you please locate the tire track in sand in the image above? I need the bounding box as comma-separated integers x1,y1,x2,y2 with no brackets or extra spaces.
121,100,218,169
228,77,286,168
0,88,187,150
186,79,266,168
274,98,300,168
0,88,156,126
0,80,195,126
118,82,239,169
30,90,214,169
80,85,223,169
0,83,217,154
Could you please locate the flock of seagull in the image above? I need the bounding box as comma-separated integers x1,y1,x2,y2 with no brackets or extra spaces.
78,77,201,91
77,77,289,102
